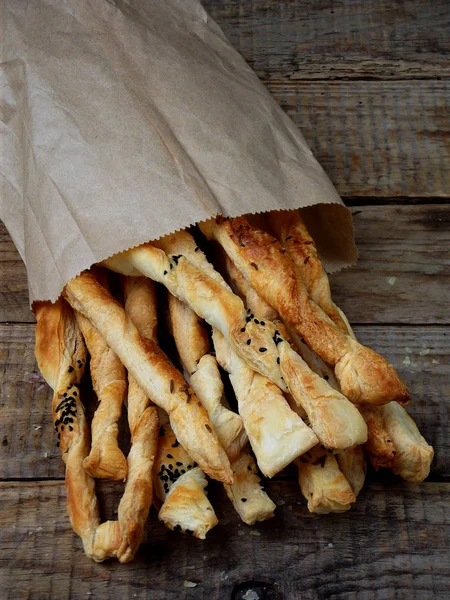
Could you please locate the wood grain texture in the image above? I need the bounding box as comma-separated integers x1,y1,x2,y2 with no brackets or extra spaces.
1,323,448,481
204,0,450,81
268,81,450,197
1,205,449,325
0,480,449,600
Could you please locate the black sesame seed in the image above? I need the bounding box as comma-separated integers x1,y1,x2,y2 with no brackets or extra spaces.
168,464,173,470
167,454,173,459
164,270,168,275
68,366,74,373
174,469,180,478
174,524,182,532
63,393,67,398
277,357,280,364
194,247,199,252
254,319,259,324
241,327,246,332
176,462,183,466
181,469,185,474
172,440,180,448
247,339,251,345
260,321,265,326
73,391,77,397
259,347,267,353
241,498,247,502
69,426,73,431
324,375,329,380
247,466,252,471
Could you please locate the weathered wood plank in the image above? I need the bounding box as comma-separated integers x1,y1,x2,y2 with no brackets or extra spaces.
0,323,448,481
204,0,450,81
268,81,450,197
330,205,450,324
1,205,449,324
0,480,448,599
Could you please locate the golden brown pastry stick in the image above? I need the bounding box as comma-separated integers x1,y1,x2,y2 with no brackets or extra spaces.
63,271,232,485
168,293,247,462
270,210,354,335
380,402,434,482
114,276,160,563
35,299,100,558
200,216,409,406
221,252,367,450
74,311,128,480
213,328,318,477
296,446,356,514
224,450,276,525
154,412,218,538
335,446,367,497
268,212,420,474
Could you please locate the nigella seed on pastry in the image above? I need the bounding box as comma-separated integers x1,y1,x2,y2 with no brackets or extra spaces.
164,270,168,275
167,454,173,459
171,440,179,448
174,524,182,532
194,247,199,252
176,462,183,466
241,327,246,332
68,366,74,373
259,347,267,353
254,319,259,324
260,321,265,326
247,339,251,345
241,498,247,502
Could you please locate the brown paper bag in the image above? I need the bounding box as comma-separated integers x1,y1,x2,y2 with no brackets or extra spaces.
0,0,356,305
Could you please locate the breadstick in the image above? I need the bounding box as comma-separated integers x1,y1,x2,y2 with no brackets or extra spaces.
35,299,100,558
168,293,247,462
268,212,427,474
200,216,409,406
154,413,218,538
158,467,218,539
213,328,318,477
380,402,434,482
335,446,367,497
74,311,128,481
224,450,276,525
221,251,367,450
63,271,233,485
296,446,356,514
270,210,354,335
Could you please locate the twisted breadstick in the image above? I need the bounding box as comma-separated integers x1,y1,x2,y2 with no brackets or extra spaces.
75,310,128,480
114,276,160,563
380,402,434,482
168,293,247,462
224,450,276,525
296,446,356,514
35,299,100,558
200,216,409,406
154,412,218,539
63,271,232,485
222,251,367,450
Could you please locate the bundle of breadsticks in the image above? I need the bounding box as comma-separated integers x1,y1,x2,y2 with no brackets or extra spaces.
34,210,434,562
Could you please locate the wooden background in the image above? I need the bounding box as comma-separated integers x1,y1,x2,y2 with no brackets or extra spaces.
1,1,449,598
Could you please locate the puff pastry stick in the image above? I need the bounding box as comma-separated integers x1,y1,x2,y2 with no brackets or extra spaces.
336,446,367,497
200,216,409,406
222,254,367,450
224,449,276,525
380,402,434,482
296,446,356,514
154,413,218,538
270,210,354,336
114,277,160,563
35,299,100,558
63,271,232,485
168,293,247,462
159,467,218,540
74,311,128,480
213,328,318,477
